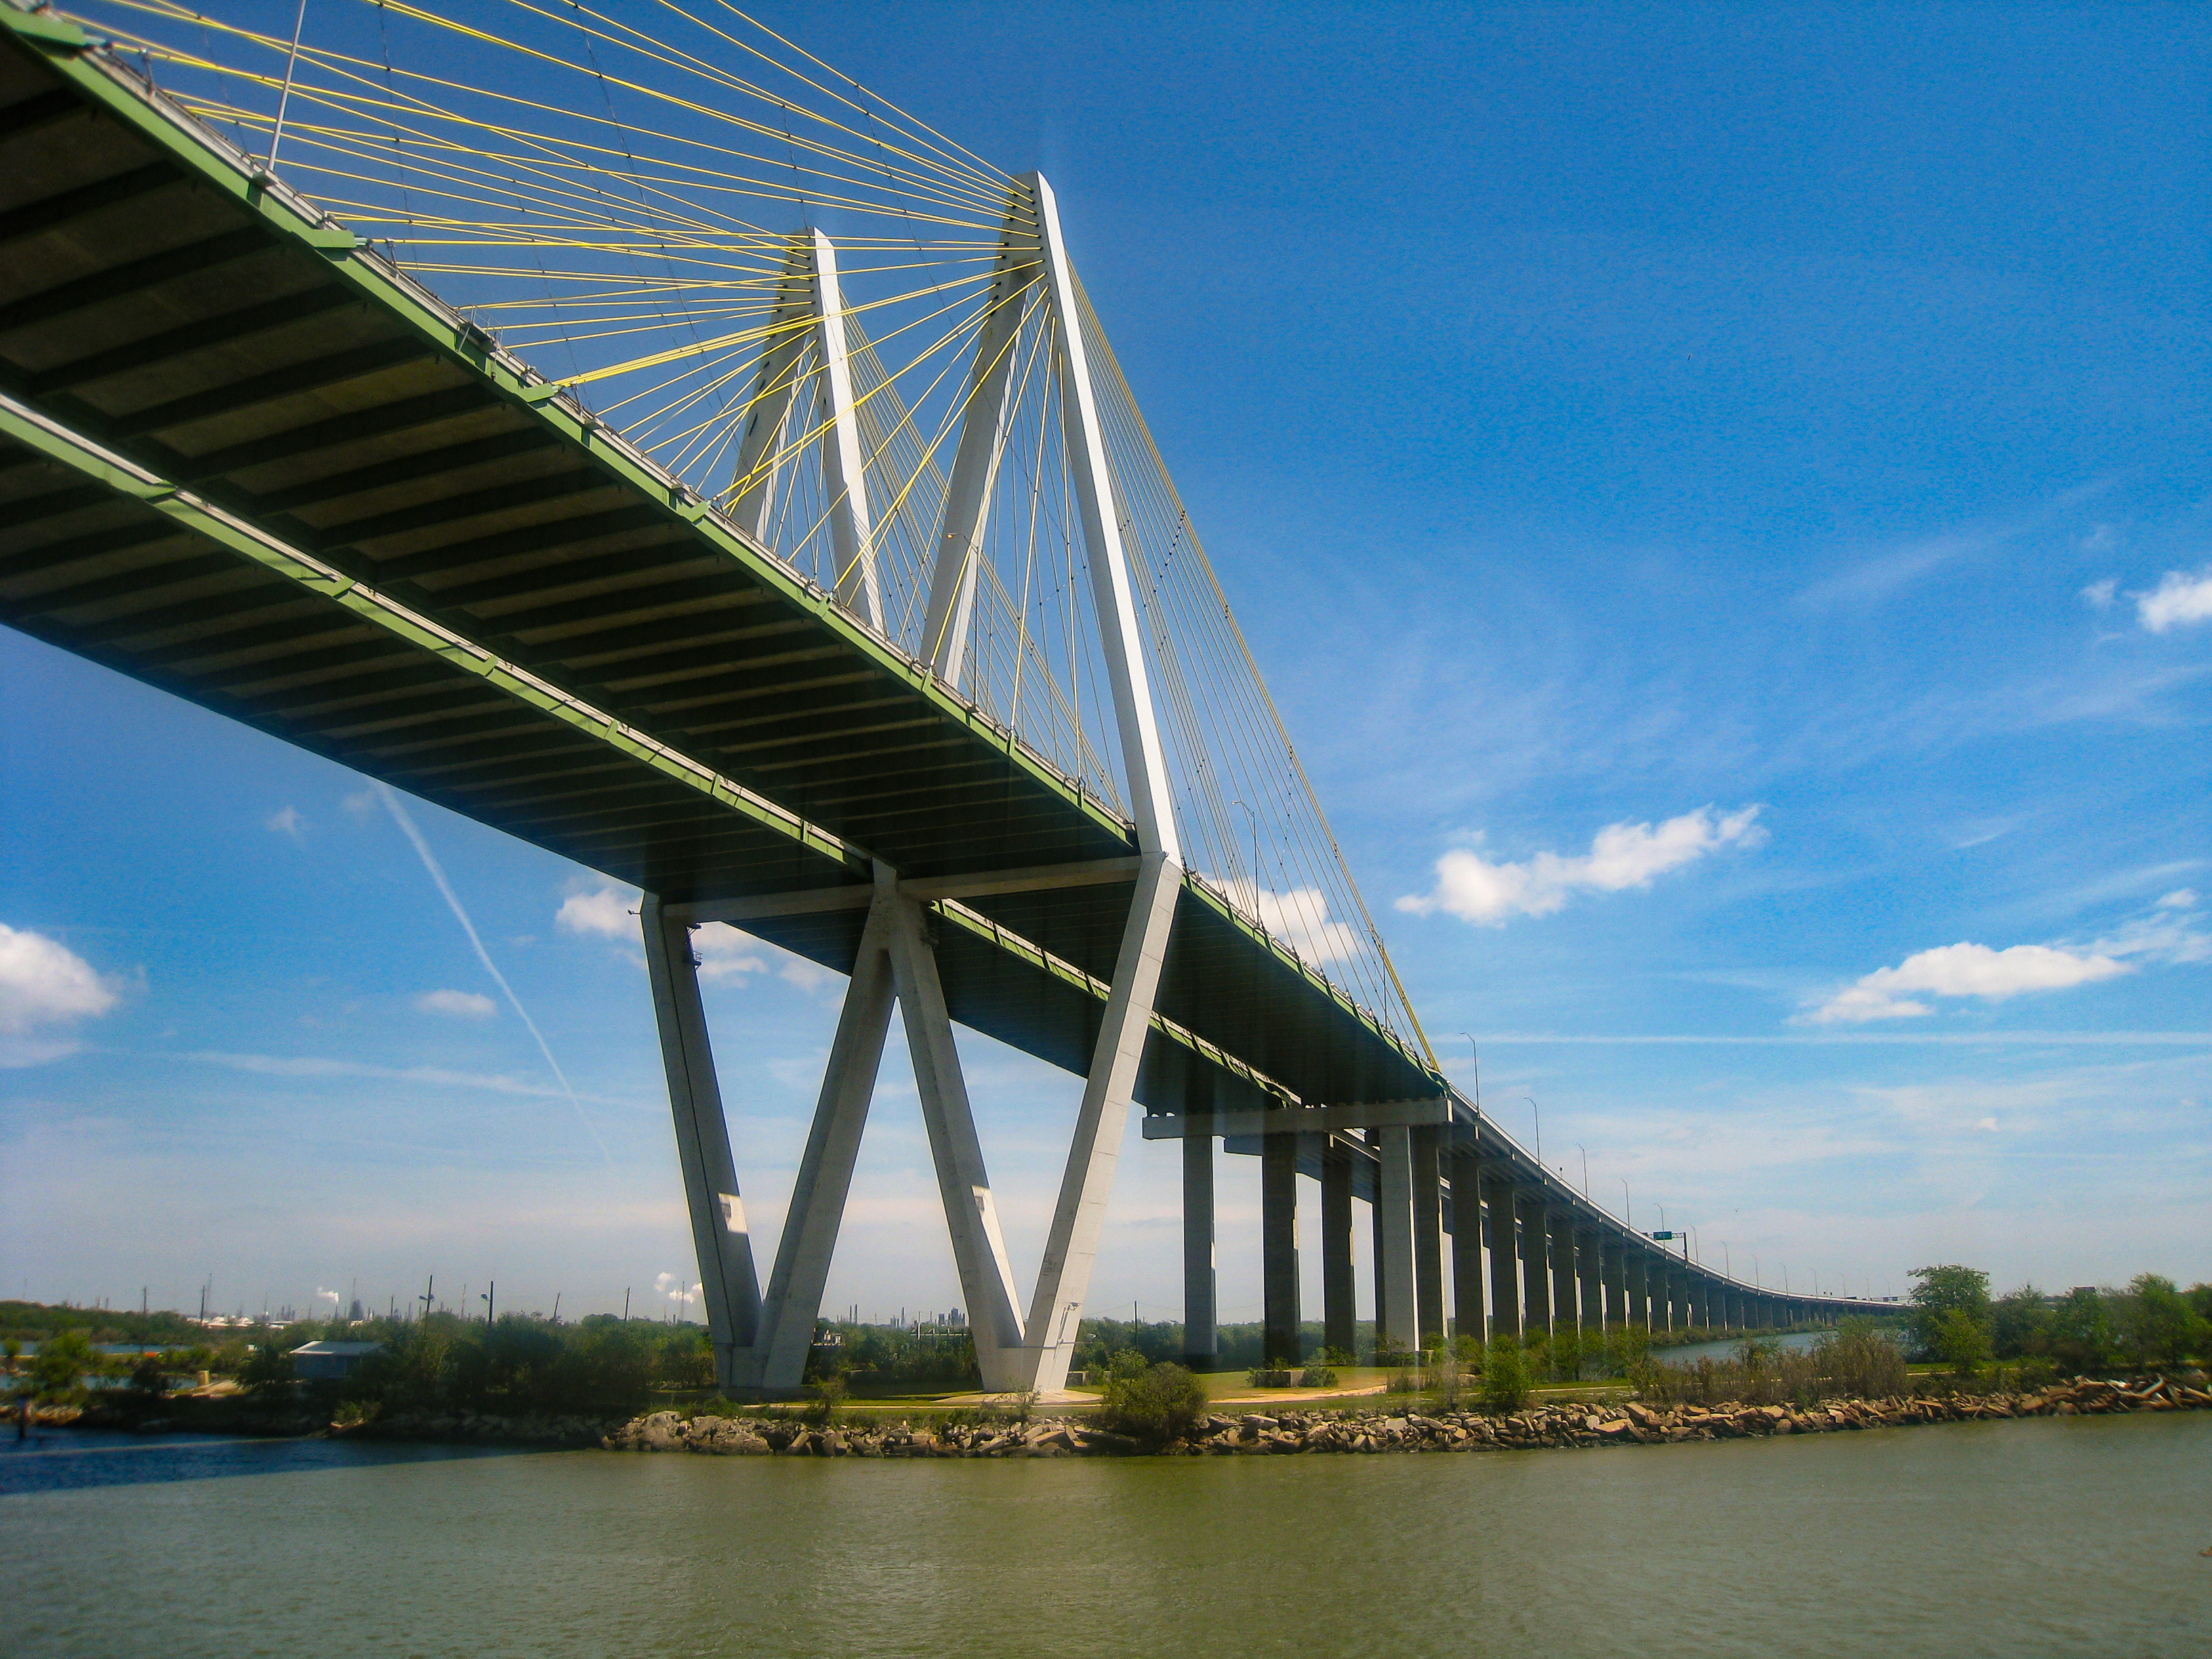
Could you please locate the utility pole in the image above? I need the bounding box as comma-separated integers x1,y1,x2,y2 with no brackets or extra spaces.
623,1287,631,1322
419,1274,434,1323
483,1282,495,1327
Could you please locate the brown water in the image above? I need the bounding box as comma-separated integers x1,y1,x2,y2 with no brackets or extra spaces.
7,1412,2209,1657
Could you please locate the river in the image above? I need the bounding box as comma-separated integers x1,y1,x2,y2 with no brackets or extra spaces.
6,1413,2208,1656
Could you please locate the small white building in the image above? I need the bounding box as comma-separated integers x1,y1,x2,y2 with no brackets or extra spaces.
289,1341,382,1381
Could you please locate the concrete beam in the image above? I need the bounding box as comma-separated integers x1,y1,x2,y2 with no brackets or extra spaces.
665,855,1146,924
1141,1096,1450,1140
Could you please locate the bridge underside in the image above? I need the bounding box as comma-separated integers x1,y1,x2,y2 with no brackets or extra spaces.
0,24,1435,1115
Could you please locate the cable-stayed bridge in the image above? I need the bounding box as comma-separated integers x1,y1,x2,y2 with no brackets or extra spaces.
0,0,1888,1393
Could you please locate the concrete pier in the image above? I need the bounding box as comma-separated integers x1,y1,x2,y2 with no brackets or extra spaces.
1261,1131,1300,1364
1486,1174,1521,1341
1412,1125,1446,1351
1449,1141,1485,1347
1320,1141,1356,1360
1181,1128,1216,1370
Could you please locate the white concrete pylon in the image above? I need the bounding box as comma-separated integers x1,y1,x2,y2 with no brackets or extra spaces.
724,236,815,544
921,181,1040,689
1029,171,1182,867
808,229,882,631
720,230,881,631
640,895,762,1390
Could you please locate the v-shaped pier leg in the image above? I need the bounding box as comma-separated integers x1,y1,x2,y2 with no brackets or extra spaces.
883,880,1028,1393
641,894,762,1391
752,890,897,1390
1019,850,1182,1393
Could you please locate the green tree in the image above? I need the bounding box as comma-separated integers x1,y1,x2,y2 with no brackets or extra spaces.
2114,1274,2203,1369
1480,1334,1531,1413
31,1329,96,1401
1908,1264,1992,1361
2047,1287,2112,1374
1931,1308,1991,1378
1991,1284,2051,1360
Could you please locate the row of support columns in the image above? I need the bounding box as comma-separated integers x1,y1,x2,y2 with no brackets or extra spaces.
1177,1124,1822,1363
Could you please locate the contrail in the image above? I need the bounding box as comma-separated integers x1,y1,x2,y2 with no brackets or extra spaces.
375,782,611,1164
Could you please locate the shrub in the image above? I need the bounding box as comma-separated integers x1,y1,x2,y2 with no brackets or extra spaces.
30,1329,96,1403
1820,1322,1907,1399
1098,1361,1207,1447
1296,1365,1338,1388
1479,1335,1530,1413
1931,1309,1992,1379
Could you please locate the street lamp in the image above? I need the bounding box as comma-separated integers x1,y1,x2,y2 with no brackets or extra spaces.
1523,1097,1542,1169
1229,798,1262,914
1460,1033,1481,1115
1576,1143,1589,1198
1619,1178,1631,1230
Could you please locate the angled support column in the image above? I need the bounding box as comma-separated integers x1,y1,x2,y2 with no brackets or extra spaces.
1261,1130,1301,1364
1181,1126,1216,1372
1485,1174,1521,1342
1020,852,1182,1391
1412,1124,1446,1352
1321,1143,1356,1359
922,182,1040,687
1374,1124,1419,1357
751,891,898,1390
885,889,1026,1391
1578,1229,1603,1336
640,894,761,1391
1449,1141,1486,1347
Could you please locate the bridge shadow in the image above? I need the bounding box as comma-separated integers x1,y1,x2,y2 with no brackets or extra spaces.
0,1428,544,1497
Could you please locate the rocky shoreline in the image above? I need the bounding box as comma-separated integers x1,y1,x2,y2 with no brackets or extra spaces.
605,1373,2212,1458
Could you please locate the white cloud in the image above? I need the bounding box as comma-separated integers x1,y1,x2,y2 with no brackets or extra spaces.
653,1270,698,1307
2090,892,2211,967
1802,941,2131,1025
556,885,638,939
1223,881,1361,963
693,923,766,984
266,806,304,840
1397,805,1765,925
0,924,121,1066
2078,577,2117,611
2136,565,2212,632
415,988,497,1019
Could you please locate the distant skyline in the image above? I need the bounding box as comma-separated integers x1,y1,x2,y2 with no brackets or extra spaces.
5,1,2208,1324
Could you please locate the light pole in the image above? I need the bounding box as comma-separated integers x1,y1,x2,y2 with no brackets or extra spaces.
1229,798,1262,914
1575,1143,1589,1198
1619,1178,1631,1230
1523,1097,1542,1170
1460,1033,1481,1115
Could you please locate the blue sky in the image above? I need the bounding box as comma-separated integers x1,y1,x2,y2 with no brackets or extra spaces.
5,2,2208,1323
